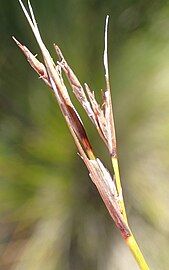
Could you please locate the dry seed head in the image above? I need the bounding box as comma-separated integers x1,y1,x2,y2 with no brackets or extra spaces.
14,0,130,240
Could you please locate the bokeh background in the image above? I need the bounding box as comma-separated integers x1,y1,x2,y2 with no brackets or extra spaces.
1,0,169,269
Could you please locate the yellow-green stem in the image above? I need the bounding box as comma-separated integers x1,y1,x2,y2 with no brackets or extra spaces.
111,157,128,223
125,234,150,270
111,157,150,269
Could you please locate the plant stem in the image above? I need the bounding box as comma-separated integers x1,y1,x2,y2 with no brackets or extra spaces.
111,156,150,269
125,233,150,270
111,157,128,223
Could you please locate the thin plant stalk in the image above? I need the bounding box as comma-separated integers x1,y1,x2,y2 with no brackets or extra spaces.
103,16,128,223
104,16,149,270
126,234,150,270
13,1,151,269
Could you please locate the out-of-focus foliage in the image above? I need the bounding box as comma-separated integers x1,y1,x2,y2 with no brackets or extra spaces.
0,0,169,269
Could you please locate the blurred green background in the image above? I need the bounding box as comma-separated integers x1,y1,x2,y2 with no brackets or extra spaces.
1,0,169,269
